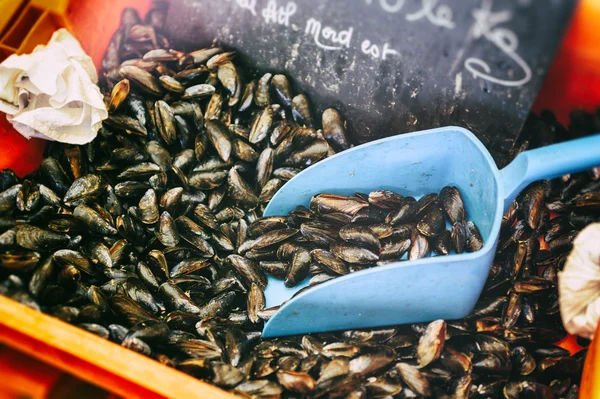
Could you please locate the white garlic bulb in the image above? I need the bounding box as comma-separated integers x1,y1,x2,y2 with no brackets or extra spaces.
559,223,600,339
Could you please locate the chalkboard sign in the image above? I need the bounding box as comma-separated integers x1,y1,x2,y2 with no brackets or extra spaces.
166,0,575,166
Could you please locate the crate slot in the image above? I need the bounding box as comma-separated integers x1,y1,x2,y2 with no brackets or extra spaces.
19,12,61,55
0,0,27,39
30,0,70,15
2,5,44,49
0,44,16,62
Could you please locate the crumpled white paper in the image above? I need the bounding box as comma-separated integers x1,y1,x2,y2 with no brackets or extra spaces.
559,223,600,339
0,28,107,144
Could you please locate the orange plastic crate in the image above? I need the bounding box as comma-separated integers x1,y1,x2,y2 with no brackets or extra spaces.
0,295,234,398
0,345,109,399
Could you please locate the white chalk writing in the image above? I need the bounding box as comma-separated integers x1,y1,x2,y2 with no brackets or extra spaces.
262,0,297,26
305,18,353,51
364,0,406,13
406,0,455,29
224,0,532,87
235,0,257,16
361,40,399,60
464,0,532,87
378,0,406,13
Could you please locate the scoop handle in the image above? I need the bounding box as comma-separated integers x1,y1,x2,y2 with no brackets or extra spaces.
500,134,600,212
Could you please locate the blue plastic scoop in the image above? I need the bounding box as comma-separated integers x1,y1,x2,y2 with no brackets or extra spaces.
261,127,600,338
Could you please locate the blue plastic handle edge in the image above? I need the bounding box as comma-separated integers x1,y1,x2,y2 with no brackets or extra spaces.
500,134,600,212
262,126,507,336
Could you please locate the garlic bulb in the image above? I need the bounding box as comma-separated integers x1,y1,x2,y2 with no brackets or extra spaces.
559,223,600,339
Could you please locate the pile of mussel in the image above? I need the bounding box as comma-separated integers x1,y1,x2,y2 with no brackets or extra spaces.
243,187,483,289
0,3,595,398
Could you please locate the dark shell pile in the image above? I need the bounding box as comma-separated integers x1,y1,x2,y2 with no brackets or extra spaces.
246,187,483,290
0,3,596,398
